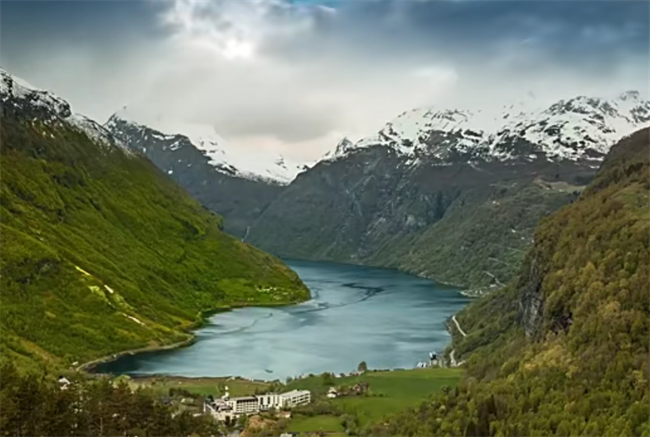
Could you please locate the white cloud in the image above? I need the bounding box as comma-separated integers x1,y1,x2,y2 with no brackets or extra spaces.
108,0,463,161
3,0,646,163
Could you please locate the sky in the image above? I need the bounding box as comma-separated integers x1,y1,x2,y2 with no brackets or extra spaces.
1,0,649,161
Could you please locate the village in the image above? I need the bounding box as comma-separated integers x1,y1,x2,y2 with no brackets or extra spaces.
200,350,449,423
50,351,462,436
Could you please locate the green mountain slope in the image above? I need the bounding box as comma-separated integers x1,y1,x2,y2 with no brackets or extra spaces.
0,115,309,370
374,128,650,436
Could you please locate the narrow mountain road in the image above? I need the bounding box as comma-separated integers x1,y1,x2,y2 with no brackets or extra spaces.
448,315,468,367
450,349,465,367
484,270,506,287
452,315,467,337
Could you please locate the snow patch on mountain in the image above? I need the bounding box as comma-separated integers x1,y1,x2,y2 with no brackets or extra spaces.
108,109,307,185
0,68,132,154
326,91,650,164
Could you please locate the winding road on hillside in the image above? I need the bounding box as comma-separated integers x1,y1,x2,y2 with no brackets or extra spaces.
452,315,467,337
449,315,468,367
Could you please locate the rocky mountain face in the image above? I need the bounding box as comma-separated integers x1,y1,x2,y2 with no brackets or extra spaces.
248,92,649,290
105,115,285,238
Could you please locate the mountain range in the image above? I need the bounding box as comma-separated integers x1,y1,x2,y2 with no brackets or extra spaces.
328,91,648,164
104,85,649,291
246,91,649,290
1,64,648,436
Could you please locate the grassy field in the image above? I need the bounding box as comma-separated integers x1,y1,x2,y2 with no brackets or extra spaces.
335,368,462,424
286,415,344,433
286,367,463,432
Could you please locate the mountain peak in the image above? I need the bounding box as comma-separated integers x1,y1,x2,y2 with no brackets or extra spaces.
0,68,132,154
105,113,307,185
618,90,641,102
0,68,71,119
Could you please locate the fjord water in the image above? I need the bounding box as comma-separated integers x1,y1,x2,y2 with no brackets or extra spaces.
96,260,469,380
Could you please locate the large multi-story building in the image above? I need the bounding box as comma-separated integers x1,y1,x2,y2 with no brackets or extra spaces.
278,390,311,408
204,389,311,421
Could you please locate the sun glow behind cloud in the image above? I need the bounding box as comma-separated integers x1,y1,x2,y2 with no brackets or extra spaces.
160,0,318,62
223,39,255,60
2,0,647,161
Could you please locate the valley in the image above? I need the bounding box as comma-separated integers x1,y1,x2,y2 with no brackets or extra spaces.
1,1,649,432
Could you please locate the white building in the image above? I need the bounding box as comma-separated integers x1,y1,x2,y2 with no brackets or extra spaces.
229,396,259,414
204,402,236,422
278,390,311,408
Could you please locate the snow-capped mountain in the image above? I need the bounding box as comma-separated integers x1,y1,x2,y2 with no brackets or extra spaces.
0,68,131,153
106,110,307,185
247,91,648,291
326,91,650,165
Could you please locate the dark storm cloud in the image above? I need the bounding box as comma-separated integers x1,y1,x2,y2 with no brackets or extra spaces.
270,1,649,67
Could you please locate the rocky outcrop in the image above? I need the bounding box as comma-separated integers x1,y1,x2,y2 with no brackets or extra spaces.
518,254,546,338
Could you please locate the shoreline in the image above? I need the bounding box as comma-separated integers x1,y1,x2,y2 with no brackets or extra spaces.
79,261,471,378
77,336,197,373
284,257,470,292
77,298,308,374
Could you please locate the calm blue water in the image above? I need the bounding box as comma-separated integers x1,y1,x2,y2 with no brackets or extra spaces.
95,260,469,380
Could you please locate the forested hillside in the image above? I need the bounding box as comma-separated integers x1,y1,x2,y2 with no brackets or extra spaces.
372,128,650,436
0,114,309,371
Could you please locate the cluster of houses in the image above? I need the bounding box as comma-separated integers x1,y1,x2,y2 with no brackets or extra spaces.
415,351,443,369
203,388,311,422
326,381,369,399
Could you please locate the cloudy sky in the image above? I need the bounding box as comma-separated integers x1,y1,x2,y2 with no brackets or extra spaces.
2,0,648,161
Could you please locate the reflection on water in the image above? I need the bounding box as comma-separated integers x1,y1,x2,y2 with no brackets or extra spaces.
95,260,469,380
